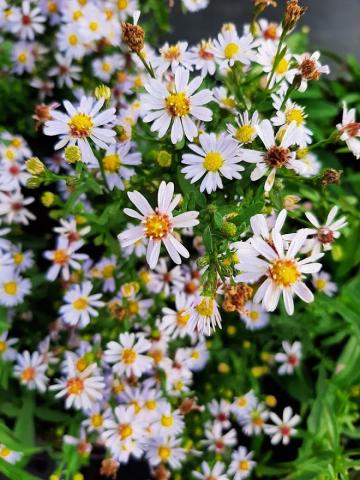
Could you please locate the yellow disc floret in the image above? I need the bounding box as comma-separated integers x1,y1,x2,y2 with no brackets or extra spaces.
203,151,224,172
268,259,300,287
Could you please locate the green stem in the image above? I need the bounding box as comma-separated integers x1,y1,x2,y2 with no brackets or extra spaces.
136,51,155,78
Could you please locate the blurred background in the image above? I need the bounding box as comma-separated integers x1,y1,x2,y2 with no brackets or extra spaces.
167,0,360,67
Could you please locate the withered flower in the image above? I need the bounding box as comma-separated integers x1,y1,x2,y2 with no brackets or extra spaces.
222,283,253,313
321,169,343,187
100,458,119,479
283,0,307,31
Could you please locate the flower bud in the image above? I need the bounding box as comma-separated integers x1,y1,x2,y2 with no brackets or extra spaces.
41,191,55,207
156,150,172,168
64,145,82,164
25,157,45,175
94,84,111,100
221,221,237,238
265,395,277,407
251,365,269,378
218,362,230,374
26,176,43,188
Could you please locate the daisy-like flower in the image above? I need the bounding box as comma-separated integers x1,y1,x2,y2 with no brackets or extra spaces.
153,41,193,76
0,444,22,465
235,230,323,315
92,55,117,82
99,142,141,191
189,39,216,77
271,97,312,148
44,95,116,165
240,119,304,192
336,102,360,159
239,403,269,436
145,436,185,469
94,256,117,292
118,181,199,269
182,0,209,13
193,461,228,480
104,332,153,377
294,148,321,177
50,357,105,411
213,87,237,112
264,406,301,445
295,51,330,92
0,159,31,191
60,281,104,328
9,1,45,40
302,206,347,255
231,391,257,421
181,133,244,194
0,191,35,225
148,258,185,296
12,41,36,74
53,218,91,243
57,24,86,60
0,332,18,362
209,399,231,430
14,351,48,392
44,236,88,281
187,295,222,336
141,67,213,144
228,446,256,480
202,422,237,453
115,0,138,21
240,301,269,330
227,111,259,145
275,341,302,375
152,403,185,437
82,405,111,434
257,41,297,88
212,30,257,69
48,53,81,88
312,271,337,297
161,292,193,339
0,274,31,307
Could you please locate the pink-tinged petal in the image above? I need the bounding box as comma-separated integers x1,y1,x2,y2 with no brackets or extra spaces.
281,121,297,148
168,234,189,259
118,226,144,247
326,206,338,226
293,281,314,303
251,214,269,238
274,209,287,232
299,262,322,274
282,288,294,315
172,211,199,228
163,236,181,264
182,116,198,141
286,231,307,259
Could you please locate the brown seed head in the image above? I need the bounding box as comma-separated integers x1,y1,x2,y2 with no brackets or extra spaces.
222,283,253,313
299,57,320,80
284,0,307,31
152,465,171,480
100,458,119,479
122,22,144,53
320,168,342,187
179,397,204,415
264,146,291,168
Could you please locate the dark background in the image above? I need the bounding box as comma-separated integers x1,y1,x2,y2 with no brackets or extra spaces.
167,0,360,67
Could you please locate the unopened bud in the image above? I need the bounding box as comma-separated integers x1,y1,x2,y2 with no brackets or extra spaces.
122,22,144,53
253,0,277,13
251,365,269,378
196,255,209,268
283,0,307,31
218,362,230,374
26,176,42,188
156,150,172,168
265,395,277,407
41,191,55,207
25,157,45,175
94,84,111,101
221,221,237,238
64,145,82,164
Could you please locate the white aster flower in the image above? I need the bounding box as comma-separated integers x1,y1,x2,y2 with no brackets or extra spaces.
44,95,116,165
104,332,153,377
14,351,48,392
152,403,185,437
240,301,269,330
153,41,193,76
212,30,257,69
336,102,360,159
44,236,88,281
145,436,185,469
0,332,18,361
141,67,213,144
257,40,297,88
275,341,302,375
202,422,237,453
189,39,216,77
0,191,35,225
161,291,193,339
272,97,313,148
231,391,258,421
227,111,259,145
209,399,231,430
99,142,141,191
0,444,22,465
9,0,45,40
0,274,31,307
295,51,330,92
118,181,199,268
181,132,244,194
48,53,81,88
60,281,104,328
239,403,269,436
312,271,337,297
193,461,228,480
182,0,209,13
264,406,301,445
228,446,256,480
187,295,222,336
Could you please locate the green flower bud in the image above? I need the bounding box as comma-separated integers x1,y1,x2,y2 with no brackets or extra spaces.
222,221,237,238
156,150,172,168
64,145,82,164
26,176,42,188
94,84,111,100
25,157,45,175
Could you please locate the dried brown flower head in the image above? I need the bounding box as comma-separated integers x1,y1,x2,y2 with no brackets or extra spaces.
122,21,144,53
284,0,307,31
32,103,58,129
298,57,320,80
108,300,127,321
179,397,204,415
100,458,119,479
321,169,343,187
222,283,253,313
152,465,171,480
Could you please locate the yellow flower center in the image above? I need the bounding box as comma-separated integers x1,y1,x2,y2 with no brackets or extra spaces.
268,259,300,287
144,212,171,240
68,113,93,138
224,42,239,59
161,415,174,427
174,380,184,390
72,297,88,311
315,278,327,290
117,0,128,10
237,396,247,407
150,349,163,363
118,423,133,439
222,97,236,109
89,21,99,32
91,414,103,428
251,411,264,427
73,10,82,20
11,138,22,148
275,57,289,74
13,252,24,265
3,281,17,296
17,52,27,63
5,149,15,160
203,151,224,172
191,350,200,359
165,92,190,117
53,248,69,265
0,447,11,458
21,367,36,382
249,310,260,321
163,45,181,61
76,357,88,372
102,264,115,278
127,300,139,315
239,460,249,471
66,377,84,395
122,348,137,364
285,107,304,126
47,1,57,13
235,124,256,144
0,341,7,353
176,309,190,327
195,297,214,317
102,62,111,72
158,446,171,461
68,34,78,45
112,380,124,394
145,400,157,410
297,147,309,159
103,154,120,173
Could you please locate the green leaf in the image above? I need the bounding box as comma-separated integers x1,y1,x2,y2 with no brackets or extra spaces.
14,392,35,448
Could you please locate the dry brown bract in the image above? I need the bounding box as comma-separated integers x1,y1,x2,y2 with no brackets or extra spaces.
122,22,145,53
284,0,307,31
222,283,253,313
